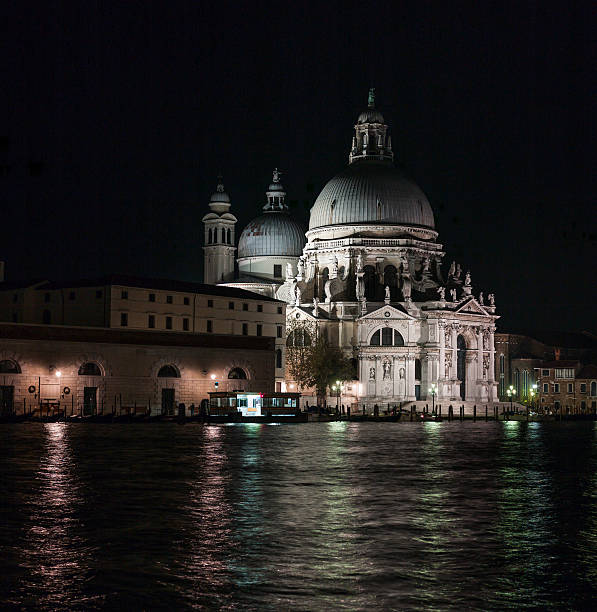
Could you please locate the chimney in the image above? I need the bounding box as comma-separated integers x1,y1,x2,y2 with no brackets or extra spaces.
554,347,561,361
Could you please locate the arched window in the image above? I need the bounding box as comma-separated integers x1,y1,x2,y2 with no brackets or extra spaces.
287,329,312,347
514,369,520,397
591,381,597,397
78,362,102,376
228,367,247,380
522,370,529,397
457,335,467,400
42,309,51,324
227,228,231,244
370,328,404,347
499,354,505,397
363,265,376,300
158,365,179,378
0,359,20,374
276,349,282,369
415,359,422,381
208,228,212,244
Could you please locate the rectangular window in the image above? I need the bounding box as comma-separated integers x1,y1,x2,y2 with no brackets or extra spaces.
166,316,172,330
12,293,18,303
274,264,282,278
257,304,263,312
148,315,155,328
543,383,549,393
121,290,128,299
580,383,587,393
183,297,190,305
242,323,248,336
554,383,560,393
166,295,173,304
12,312,17,322
243,303,248,311
556,368,574,379
542,369,549,376
120,312,128,326
257,324,262,336
208,299,214,308
568,383,573,393
228,301,234,310
149,293,156,302
183,318,189,331
277,325,283,338
277,306,283,314
44,293,50,303
96,290,102,299
207,320,213,333
68,291,75,300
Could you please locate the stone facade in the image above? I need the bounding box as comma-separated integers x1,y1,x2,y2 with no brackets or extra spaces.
0,324,275,416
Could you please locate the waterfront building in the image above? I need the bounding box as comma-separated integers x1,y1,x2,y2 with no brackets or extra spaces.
208,90,500,406
0,275,287,387
536,361,597,414
0,323,276,417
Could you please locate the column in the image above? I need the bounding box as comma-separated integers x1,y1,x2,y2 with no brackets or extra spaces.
477,327,484,381
406,354,416,400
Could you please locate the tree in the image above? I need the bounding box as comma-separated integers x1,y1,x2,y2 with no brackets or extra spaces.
286,319,355,404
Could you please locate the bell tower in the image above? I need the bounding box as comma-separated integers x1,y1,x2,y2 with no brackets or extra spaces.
202,176,237,284
349,88,393,164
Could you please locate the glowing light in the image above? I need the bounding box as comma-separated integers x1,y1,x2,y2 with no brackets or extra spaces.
55,371,62,378
210,374,216,380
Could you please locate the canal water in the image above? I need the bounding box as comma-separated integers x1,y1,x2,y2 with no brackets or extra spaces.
1,422,597,610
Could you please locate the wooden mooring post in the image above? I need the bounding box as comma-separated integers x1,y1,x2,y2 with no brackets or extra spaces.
473,405,476,422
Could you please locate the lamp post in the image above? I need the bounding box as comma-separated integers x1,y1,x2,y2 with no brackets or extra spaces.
332,380,342,414
529,385,536,412
428,383,437,414
507,385,516,414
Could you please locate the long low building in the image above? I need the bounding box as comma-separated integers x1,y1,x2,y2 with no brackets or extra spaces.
0,323,276,416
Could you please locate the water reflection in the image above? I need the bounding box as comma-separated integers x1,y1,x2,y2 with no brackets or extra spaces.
19,424,95,609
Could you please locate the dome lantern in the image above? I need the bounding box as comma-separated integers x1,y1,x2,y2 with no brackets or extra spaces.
350,88,393,164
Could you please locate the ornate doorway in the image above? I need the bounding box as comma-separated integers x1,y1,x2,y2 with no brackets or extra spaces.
457,336,466,400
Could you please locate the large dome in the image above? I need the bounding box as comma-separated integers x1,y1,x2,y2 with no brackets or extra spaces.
309,160,435,230
238,212,306,258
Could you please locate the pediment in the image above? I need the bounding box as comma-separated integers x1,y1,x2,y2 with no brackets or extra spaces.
454,297,489,315
359,304,416,321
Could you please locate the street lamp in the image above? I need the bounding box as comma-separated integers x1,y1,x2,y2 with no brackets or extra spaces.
428,383,437,414
507,385,516,414
331,380,342,414
529,384,536,412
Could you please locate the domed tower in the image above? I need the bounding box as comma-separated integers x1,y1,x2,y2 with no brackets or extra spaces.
202,177,237,284
236,169,305,282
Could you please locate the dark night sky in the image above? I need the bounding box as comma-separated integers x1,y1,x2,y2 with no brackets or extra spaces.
2,1,596,334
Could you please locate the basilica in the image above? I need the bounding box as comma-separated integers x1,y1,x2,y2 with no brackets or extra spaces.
204,90,499,406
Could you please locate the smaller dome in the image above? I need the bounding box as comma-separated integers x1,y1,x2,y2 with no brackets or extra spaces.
357,108,385,124
267,182,285,192
238,212,305,258
209,176,230,203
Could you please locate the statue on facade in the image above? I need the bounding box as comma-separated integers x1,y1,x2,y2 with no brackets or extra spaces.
294,286,301,306
450,288,457,301
437,286,446,300
464,271,471,286
399,367,405,379
369,367,376,380
423,257,430,273
454,264,462,280
402,276,412,301
448,261,456,278
479,292,484,305
488,293,495,306
286,262,293,280
385,285,391,301
297,257,305,278
483,354,490,377
383,359,392,380
356,272,364,301
272,168,281,183
445,353,452,378
331,255,338,277
356,251,364,272
312,297,319,315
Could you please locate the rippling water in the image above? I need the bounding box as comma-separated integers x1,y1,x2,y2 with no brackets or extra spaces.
1,422,597,610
